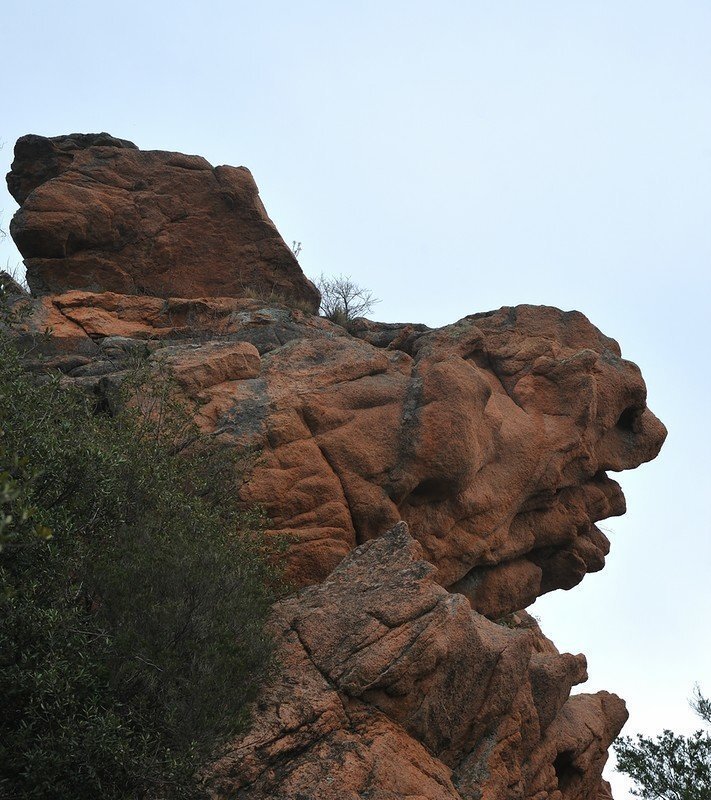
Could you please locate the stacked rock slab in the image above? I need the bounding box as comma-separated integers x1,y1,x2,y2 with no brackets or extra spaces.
5,135,667,800
7,133,321,310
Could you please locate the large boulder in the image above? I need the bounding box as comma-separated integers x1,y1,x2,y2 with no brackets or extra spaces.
6,134,321,310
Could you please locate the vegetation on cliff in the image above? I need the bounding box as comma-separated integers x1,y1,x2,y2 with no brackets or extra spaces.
0,300,281,799
316,273,378,326
615,686,711,799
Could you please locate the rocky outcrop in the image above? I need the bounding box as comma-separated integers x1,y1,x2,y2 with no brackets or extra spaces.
0,270,28,296
11,289,665,617
205,523,628,799
7,134,321,310
4,134,666,799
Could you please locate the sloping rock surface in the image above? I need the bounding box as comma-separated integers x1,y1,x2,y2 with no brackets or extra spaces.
205,524,628,800
7,133,320,310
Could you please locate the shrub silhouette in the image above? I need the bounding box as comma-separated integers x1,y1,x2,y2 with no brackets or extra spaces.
316,273,378,325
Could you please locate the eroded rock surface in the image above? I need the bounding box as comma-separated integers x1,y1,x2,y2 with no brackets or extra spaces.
7,133,320,310
205,524,628,799
9,290,666,618
4,135,666,799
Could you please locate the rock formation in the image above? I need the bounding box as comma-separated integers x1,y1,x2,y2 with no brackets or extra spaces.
4,134,667,799
8,289,665,618
206,524,628,800
7,133,320,310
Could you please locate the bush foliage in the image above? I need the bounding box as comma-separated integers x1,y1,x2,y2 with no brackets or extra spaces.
0,317,281,798
615,686,711,800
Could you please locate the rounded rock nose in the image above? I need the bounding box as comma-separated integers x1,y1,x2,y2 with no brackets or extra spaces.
596,404,668,474
636,407,668,463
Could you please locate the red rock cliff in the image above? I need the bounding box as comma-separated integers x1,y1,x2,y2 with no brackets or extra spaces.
5,134,666,800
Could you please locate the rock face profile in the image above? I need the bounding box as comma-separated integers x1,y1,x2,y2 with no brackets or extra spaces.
5,133,666,800
7,133,321,310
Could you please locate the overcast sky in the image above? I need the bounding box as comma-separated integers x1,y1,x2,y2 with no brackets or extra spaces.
2,2,710,796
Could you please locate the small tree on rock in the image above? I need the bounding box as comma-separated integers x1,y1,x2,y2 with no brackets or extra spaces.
316,274,378,325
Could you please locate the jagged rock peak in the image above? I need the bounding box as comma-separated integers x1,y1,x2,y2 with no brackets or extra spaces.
6,133,321,311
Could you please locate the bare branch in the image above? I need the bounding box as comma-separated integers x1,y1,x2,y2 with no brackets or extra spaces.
316,274,379,324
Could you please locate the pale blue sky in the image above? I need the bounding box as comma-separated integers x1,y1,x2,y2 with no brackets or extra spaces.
2,2,710,796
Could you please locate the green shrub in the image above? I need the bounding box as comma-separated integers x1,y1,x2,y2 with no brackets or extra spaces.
0,328,281,799
615,686,711,800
